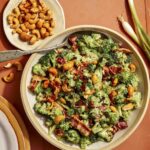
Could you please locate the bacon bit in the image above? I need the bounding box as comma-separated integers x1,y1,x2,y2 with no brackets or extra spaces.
68,35,77,45
47,95,56,102
28,80,38,91
89,101,95,108
109,66,122,75
89,119,94,127
80,84,86,91
116,121,128,130
56,57,65,64
72,44,78,51
54,128,64,137
75,100,86,107
71,116,91,136
112,125,119,134
28,75,42,91
102,66,110,76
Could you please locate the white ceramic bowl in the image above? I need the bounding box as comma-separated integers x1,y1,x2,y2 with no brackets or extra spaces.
20,25,150,150
3,0,65,51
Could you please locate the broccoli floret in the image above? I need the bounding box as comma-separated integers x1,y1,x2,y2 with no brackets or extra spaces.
44,88,51,96
97,128,113,142
80,137,91,149
32,64,46,76
36,93,45,101
88,64,96,72
66,130,80,144
92,122,103,134
67,108,75,116
34,102,51,116
59,121,70,131
34,82,43,94
39,51,57,67
45,118,53,127
108,112,120,124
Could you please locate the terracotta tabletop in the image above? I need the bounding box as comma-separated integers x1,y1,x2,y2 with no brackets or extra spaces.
0,0,150,150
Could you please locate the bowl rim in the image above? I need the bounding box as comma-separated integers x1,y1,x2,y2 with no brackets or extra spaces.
3,0,65,51
20,25,150,150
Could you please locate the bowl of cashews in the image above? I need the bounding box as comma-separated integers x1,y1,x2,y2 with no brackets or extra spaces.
3,0,65,50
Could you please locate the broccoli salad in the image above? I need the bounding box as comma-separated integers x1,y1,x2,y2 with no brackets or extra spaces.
29,33,141,149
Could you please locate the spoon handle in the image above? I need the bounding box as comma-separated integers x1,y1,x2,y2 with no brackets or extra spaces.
0,41,66,62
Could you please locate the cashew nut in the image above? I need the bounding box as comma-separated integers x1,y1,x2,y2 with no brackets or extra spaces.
7,15,14,24
32,29,41,39
20,24,29,32
36,19,44,28
19,32,31,41
10,18,19,29
50,19,55,28
3,63,13,69
29,35,38,45
13,61,23,71
47,27,53,32
62,84,72,92
25,22,36,30
43,22,49,29
13,7,20,17
24,2,31,8
28,17,38,24
39,13,45,19
40,27,46,38
30,7,39,13
24,13,31,21
2,73,15,83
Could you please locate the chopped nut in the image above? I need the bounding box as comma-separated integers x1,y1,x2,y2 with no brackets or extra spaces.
112,78,118,86
122,103,134,111
13,61,23,71
129,63,136,72
48,67,58,76
63,61,74,71
54,115,65,124
2,72,15,83
92,74,99,84
3,63,12,69
127,85,134,97
110,106,117,112
60,98,66,104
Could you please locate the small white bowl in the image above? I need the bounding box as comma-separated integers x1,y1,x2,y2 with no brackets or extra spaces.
3,0,65,51
20,25,150,150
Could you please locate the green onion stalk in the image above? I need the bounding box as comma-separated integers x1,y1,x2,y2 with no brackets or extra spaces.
119,0,150,60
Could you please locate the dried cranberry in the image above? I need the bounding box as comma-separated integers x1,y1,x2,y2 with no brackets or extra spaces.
80,84,86,91
89,119,94,127
89,101,95,108
57,57,65,64
109,66,122,75
54,129,64,137
116,121,128,130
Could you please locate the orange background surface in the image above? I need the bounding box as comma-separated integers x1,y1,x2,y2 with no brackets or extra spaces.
0,0,150,150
